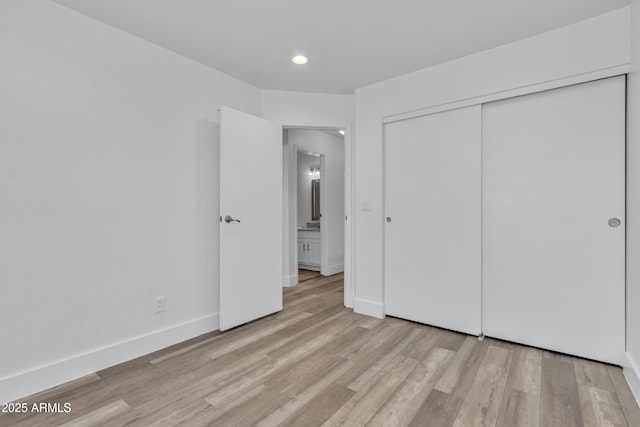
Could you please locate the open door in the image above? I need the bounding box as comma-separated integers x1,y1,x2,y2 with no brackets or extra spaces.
219,107,283,331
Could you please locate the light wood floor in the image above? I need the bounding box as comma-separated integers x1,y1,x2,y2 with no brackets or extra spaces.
3,273,640,427
298,268,321,282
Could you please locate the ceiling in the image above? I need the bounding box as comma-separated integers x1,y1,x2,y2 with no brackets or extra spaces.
52,0,629,94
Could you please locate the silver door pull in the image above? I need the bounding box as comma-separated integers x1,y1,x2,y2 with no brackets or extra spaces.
386,217,392,223
225,215,241,223
608,218,621,227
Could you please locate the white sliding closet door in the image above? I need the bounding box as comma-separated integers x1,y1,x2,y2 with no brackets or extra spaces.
482,77,625,364
384,106,481,335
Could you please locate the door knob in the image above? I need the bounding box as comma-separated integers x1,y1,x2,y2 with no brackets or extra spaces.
225,215,241,223
386,217,392,223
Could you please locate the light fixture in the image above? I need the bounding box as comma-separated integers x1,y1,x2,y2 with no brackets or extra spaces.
308,167,320,178
292,55,308,65
339,130,345,135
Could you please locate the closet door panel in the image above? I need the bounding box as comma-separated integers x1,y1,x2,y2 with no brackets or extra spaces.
384,105,481,335
482,77,626,364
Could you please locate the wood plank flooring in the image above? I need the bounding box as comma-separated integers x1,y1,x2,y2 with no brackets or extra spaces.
298,269,321,282
2,273,639,426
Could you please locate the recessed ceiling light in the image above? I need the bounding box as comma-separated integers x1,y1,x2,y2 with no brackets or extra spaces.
339,130,345,135
292,55,308,65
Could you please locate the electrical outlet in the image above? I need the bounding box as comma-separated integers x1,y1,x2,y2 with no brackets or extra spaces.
154,296,166,313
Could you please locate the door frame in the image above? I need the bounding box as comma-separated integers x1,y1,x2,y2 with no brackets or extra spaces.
294,148,324,272
283,125,354,308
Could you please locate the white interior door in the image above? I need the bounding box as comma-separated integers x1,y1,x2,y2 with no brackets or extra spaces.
482,77,626,364
384,105,482,335
219,106,282,331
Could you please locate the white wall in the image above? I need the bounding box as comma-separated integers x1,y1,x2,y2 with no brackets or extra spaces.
297,152,321,226
0,0,261,403
626,0,640,404
262,90,354,128
288,130,345,276
353,7,631,318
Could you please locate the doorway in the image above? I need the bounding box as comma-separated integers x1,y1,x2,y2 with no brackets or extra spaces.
282,128,346,292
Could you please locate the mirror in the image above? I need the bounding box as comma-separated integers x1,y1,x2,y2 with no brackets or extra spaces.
297,151,321,227
311,179,320,220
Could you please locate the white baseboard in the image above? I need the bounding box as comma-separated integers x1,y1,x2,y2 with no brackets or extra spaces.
282,274,298,287
353,298,385,319
624,352,640,406
323,263,344,276
0,313,219,404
